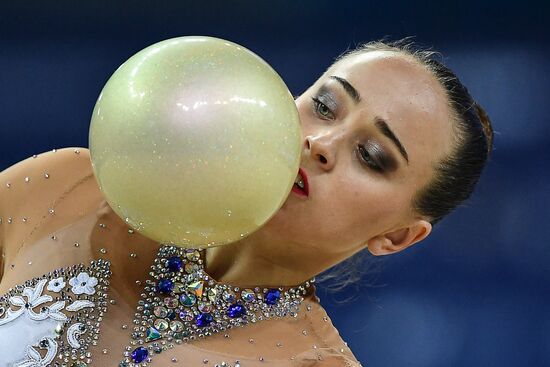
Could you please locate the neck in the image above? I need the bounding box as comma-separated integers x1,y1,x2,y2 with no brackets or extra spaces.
96,200,320,295
203,229,321,289
99,203,333,291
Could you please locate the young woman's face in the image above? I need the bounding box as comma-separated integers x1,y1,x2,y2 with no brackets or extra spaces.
263,51,454,259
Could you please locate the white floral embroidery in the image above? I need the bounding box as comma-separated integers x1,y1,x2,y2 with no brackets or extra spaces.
14,338,57,367
46,277,66,293
67,323,87,348
66,299,95,312
0,260,110,366
0,278,68,325
69,272,98,295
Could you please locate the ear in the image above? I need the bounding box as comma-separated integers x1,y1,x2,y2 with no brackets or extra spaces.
366,219,432,256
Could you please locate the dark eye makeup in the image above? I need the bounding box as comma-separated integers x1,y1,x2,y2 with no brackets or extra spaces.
309,84,398,174
310,86,338,120
358,141,397,172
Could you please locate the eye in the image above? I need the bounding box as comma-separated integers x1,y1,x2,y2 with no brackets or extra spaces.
357,144,383,172
311,97,334,120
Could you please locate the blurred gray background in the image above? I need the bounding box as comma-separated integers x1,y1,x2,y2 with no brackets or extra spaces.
1,1,548,365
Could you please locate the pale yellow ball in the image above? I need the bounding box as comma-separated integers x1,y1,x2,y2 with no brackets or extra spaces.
89,36,301,248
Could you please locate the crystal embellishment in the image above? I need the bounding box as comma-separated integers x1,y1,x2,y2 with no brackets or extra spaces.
179,309,194,321
196,312,213,327
187,280,204,297
146,326,162,341
264,288,281,305
131,346,148,363
118,245,314,366
207,288,218,302
240,289,255,302
179,293,197,307
166,256,183,272
227,303,246,318
157,278,174,294
153,306,168,318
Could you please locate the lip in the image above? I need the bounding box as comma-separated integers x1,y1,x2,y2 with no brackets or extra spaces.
291,167,309,198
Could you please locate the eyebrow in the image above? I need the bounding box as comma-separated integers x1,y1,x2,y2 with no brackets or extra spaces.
330,76,361,103
375,117,409,164
329,75,409,165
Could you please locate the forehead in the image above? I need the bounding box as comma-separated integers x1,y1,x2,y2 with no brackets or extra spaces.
328,51,454,169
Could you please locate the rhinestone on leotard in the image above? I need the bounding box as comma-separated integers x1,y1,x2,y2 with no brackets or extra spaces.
117,244,314,366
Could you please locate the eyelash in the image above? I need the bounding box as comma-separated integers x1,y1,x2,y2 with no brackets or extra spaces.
310,96,383,172
358,145,383,172
311,97,334,120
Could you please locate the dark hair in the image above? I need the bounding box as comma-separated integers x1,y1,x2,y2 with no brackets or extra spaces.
318,38,494,292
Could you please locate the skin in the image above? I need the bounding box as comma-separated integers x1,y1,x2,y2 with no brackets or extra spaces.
135,50,453,289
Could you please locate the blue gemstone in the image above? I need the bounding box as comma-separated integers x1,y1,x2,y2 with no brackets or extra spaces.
166,309,176,320
196,312,213,327
131,346,148,363
157,279,174,294
264,289,281,305
227,303,246,318
166,256,183,272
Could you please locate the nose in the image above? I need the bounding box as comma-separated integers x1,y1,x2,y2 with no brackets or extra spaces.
304,134,336,171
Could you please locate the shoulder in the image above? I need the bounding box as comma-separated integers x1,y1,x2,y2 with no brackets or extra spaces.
1,147,92,186
0,147,93,199
0,147,99,250
0,147,94,218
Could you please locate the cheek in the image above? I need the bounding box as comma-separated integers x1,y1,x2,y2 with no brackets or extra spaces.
310,177,405,245
338,187,399,232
